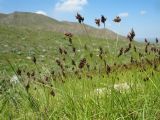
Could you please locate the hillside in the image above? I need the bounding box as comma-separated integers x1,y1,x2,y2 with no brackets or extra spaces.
0,12,125,40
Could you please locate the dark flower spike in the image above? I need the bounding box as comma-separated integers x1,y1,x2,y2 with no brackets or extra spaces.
25,82,30,92
32,56,36,64
68,38,72,44
113,16,121,23
79,58,86,69
118,47,123,57
56,59,61,66
50,90,55,97
106,64,111,75
59,47,63,54
101,15,107,27
17,68,22,76
72,47,76,53
90,53,93,58
134,46,137,52
76,13,84,24
64,32,73,38
95,18,100,27
128,43,132,48
64,49,67,55
72,59,76,66
101,15,106,23
124,47,130,53
144,38,148,43
27,72,30,78
156,38,159,43
127,28,135,42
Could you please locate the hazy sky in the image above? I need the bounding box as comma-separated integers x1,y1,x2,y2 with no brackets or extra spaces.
0,0,160,39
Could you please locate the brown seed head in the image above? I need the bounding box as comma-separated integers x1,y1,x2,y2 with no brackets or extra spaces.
79,58,86,69
145,38,148,43
127,29,135,41
64,32,73,38
50,90,55,97
17,68,21,76
32,56,36,64
76,13,84,24
156,38,159,43
101,15,107,24
113,16,121,23
95,18,100,27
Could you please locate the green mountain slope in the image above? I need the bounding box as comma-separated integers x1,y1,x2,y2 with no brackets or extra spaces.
0,12,125,40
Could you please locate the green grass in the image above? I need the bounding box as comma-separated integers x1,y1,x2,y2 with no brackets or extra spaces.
0,24,160,120
1,67,160,119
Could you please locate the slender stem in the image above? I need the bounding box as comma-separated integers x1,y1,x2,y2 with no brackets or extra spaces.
116,23,120,52
103,24,110,55
75,36,82,48
82,23,92,44
113,23,120,62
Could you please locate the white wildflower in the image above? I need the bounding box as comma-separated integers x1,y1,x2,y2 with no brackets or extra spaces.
77,49,81,52
114,82,130,92
26,56,32,60
4,44,8,47
10,75,19,84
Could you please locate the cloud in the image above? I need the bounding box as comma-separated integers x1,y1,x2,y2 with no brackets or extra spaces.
35,10,47,16
118,12,129,17
54,0,88,12
140,10,147,15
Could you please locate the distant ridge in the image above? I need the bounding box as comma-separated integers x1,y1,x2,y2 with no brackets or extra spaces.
0,11,126,40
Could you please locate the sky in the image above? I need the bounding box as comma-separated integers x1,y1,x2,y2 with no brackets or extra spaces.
0,0,160,40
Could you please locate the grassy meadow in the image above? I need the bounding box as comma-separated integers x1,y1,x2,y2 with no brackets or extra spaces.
0,14,160,120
